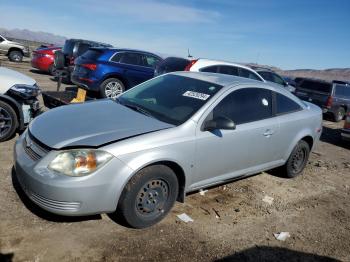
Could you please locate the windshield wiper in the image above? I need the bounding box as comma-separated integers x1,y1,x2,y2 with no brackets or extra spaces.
122,103,155,119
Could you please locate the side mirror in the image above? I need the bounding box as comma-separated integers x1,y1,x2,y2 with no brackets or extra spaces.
203,116,236,131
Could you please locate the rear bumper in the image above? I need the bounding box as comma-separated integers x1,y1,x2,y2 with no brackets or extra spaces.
341,128,350,141
71,74,99,91
31,57,53,71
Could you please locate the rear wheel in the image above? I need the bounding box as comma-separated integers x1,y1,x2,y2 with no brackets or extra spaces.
0,101,18,142
48,64,57,76
100,78,125,100
116,165,178,228
333,107,346,122
284,140,310,178
8,50,23,62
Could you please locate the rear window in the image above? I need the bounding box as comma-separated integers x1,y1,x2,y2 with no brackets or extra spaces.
81,49,103,60
156,57,190,75
299,80,332,93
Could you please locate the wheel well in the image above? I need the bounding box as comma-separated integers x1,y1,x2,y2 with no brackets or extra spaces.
0,97,20,128
301,136,313,150
8,47,24,55
150,161,186,203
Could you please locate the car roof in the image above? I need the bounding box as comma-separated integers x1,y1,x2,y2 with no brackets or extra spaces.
170,71,263,87
91,47,162,57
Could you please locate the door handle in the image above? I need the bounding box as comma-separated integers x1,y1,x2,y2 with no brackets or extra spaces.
263,129,274,137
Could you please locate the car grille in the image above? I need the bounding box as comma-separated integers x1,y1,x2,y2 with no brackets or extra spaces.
28,190,81,211
23,132,50,161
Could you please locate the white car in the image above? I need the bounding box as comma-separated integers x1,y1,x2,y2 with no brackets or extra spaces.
155,57,295,92
0,67,41,141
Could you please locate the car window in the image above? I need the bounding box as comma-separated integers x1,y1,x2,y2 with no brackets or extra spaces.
299,80,332,93
271,73,286,85
0,36,4,42
111,52,123,62
276,92,302,115
239,68,262,81
218,66,239,76
200,66,219,73
119,52,143,66
335,85,350,97
119,74,223,126
143,55,161,68
258,71,273,82
82,49,103,60
212,88,273,125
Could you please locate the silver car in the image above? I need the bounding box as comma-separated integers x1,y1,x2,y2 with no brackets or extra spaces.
14,72,322,228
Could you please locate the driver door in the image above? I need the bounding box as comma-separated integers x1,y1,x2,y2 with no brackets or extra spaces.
191,87,279,189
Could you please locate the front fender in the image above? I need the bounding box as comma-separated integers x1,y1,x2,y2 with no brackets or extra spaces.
0,94,24,130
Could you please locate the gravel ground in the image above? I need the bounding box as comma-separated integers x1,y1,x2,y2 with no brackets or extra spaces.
0,58,349,262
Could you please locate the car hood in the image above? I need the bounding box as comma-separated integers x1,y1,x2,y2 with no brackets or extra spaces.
29,100,174,149
0,67,36,93
6,40,26,47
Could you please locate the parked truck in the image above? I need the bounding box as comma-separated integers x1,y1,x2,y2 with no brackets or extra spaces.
0,34,30,62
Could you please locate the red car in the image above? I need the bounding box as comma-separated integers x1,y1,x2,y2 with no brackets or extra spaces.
31,46,61,75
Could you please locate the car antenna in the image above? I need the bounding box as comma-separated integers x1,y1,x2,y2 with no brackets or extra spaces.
187,48,193,58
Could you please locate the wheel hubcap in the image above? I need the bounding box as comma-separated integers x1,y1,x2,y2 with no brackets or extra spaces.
136,179,169,216
0,107,13,138
291,145,307,173
105,82,123,100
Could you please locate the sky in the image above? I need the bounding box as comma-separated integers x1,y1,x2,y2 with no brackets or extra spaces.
0,0,349,70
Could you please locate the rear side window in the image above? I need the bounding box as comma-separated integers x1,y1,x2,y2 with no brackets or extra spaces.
81,49,102,60
275,92,302,115
219,66,239,76
111,52,122,62
299,80,332,93
335,85,350,97
143,55,161,68
213,88,272,125
239,68,262,81
119,52,144,66
200,66,219,73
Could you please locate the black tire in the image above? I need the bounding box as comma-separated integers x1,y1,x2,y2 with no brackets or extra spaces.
333,107,346,122
54,50,65,70
8,50,23,62
116,165,179,228
284,140,310,178
48,64,57,76
100,78,125,100
0,101,18,142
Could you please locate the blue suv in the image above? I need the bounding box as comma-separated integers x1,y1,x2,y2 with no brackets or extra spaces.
71,48,162,99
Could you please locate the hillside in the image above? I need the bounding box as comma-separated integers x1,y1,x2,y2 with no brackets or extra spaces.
0,28,66,45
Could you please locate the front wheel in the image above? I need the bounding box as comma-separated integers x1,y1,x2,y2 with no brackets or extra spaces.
0,101,18,142
100,78,125,100
116,165,179,228
284,140,310,178
8,50,23,62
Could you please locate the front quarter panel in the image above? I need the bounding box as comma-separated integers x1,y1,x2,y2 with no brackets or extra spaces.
102,121,197,192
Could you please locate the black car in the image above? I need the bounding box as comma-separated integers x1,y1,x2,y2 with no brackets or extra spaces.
154,57,191,76
54,39,112,82
294,78,350,122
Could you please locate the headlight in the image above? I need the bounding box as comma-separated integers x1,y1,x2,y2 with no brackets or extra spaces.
10,84,41,98
48,149,113,177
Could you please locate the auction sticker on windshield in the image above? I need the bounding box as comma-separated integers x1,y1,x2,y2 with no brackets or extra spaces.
183,91,210,100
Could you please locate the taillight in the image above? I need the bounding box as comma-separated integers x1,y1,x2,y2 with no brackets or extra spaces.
184,59,198,71
81,64,97,70
325,96,333,108
344,113,350,129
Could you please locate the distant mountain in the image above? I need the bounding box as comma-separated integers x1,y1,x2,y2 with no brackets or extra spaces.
0,28,66,45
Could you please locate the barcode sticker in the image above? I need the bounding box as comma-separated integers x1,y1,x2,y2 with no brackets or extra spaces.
183,91,210,100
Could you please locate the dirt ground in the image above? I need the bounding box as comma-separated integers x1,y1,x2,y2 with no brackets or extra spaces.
0,57,349,262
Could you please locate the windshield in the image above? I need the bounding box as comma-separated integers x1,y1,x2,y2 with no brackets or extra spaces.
118,74,223,125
